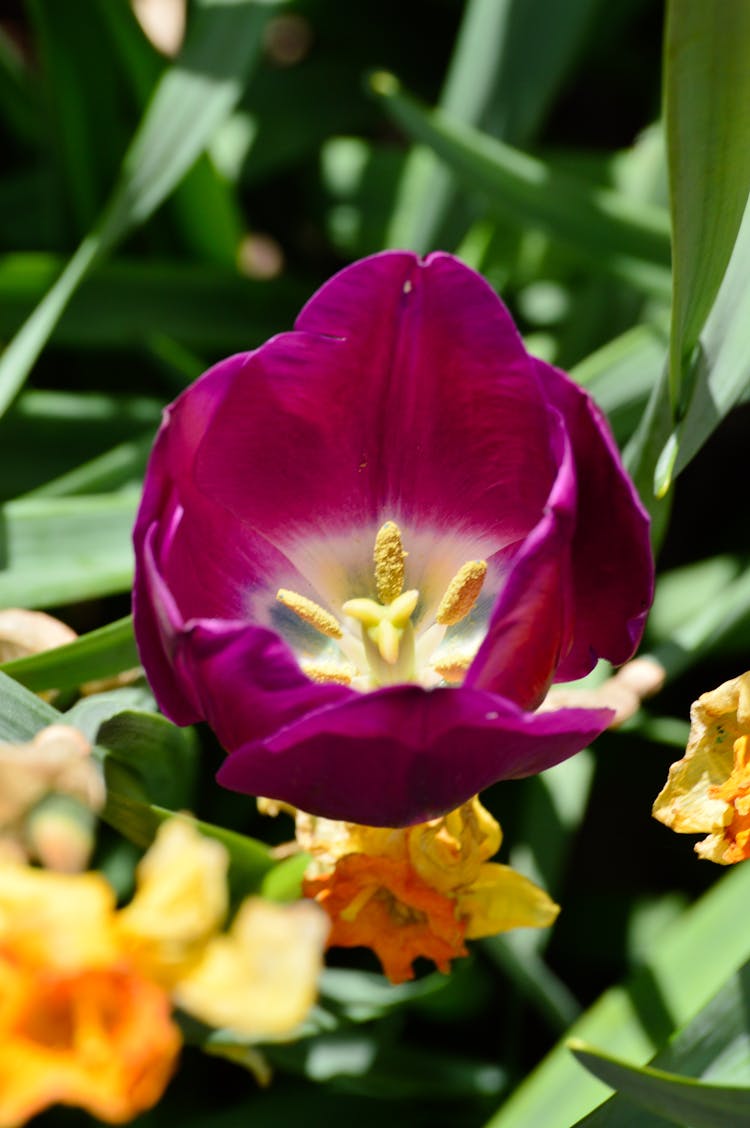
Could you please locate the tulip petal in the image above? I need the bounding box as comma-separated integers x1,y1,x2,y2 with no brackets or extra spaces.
192,252,557,552
217,685,612,827
534,359,653,679
465,411,576,708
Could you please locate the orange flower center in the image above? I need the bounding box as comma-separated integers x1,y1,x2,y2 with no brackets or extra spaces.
303,854,467,983
709,735,750,863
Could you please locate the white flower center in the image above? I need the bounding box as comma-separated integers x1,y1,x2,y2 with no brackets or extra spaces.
276,521,488,690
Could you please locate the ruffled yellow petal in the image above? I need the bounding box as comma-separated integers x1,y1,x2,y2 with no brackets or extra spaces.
117,818,229,986
408,797,502,894
457,863,560,938
653,672,750,837
173,898,328,1039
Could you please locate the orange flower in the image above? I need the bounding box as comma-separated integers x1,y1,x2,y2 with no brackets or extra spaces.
0,818,328,1125
0,957,179,1126
304,855,467,983
298,797,558,983
0,865,179,1126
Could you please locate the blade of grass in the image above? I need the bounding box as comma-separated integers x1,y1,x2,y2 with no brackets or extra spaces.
0,493,137,607
571,1044,750,1128
665,0,750,413
483,861,750,1127
372,75,672,298
0,615,138,693
0,0,283,417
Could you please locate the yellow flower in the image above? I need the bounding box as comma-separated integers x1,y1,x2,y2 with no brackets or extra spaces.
0,817,328,1125
297,797,559,983
653,671,750,863
174,898,330,1039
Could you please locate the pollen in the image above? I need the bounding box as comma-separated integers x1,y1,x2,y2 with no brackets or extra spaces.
373,521,407,604
432,653,474,684
436,561,488,626
276,589,343,638
300,661,354,685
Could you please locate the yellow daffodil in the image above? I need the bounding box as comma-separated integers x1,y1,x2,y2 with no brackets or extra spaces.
653,671,750,863
0,817,327,1125
296,797,558,983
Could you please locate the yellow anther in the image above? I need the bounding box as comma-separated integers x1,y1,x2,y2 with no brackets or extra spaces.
432,653,475,684
436,561,487,626
374,521,407,604
276,589,342,638
300,661,354,685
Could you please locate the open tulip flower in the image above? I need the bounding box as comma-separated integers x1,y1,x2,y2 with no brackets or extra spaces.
134,251,653,826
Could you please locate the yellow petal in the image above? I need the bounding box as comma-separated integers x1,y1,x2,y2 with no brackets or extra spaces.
0,863,118,969
458,863,559,939
173,898,328,1039
408,797,502,894
653,672,750,833
117,818,229,985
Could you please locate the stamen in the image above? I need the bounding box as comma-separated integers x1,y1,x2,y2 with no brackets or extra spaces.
436,561,487,626
341,884,378,923
277,589,342,638
432,653,475,684
374,521,407,604
301,660,354,685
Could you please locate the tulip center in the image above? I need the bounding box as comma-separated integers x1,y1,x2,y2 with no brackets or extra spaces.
276,521,488,690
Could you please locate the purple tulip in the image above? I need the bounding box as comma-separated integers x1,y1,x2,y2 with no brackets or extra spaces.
133,251,653,827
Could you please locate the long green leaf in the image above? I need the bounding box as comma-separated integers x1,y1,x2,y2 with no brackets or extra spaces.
0,253,306,350
0,0,282,416
665,0,750,411
0,493,137,608
372,75,672,297
655,195,750,492
388,0,605,251
483,861,750,1128
0,615,138,692
571,1044,750,1128
574,958,750,1125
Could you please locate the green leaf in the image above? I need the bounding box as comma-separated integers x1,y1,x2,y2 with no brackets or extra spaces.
0,0,283,416
571,1044,750,1128
102,791,274,894
0,493,136,607
656,196,750,492
0,669,59,741
371,75,672,297
483,861,750,1128
665,0,750,411
96,708,198,810
573,957,750,1125
388,0,604,251
0,253,306,351
0,615,138,693
260,852,311,902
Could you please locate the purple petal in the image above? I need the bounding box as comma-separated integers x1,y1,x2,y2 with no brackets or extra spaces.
216,684,612,827
534,360,654,680
179,620,354,751
465,411,576,708
191,251,557,552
